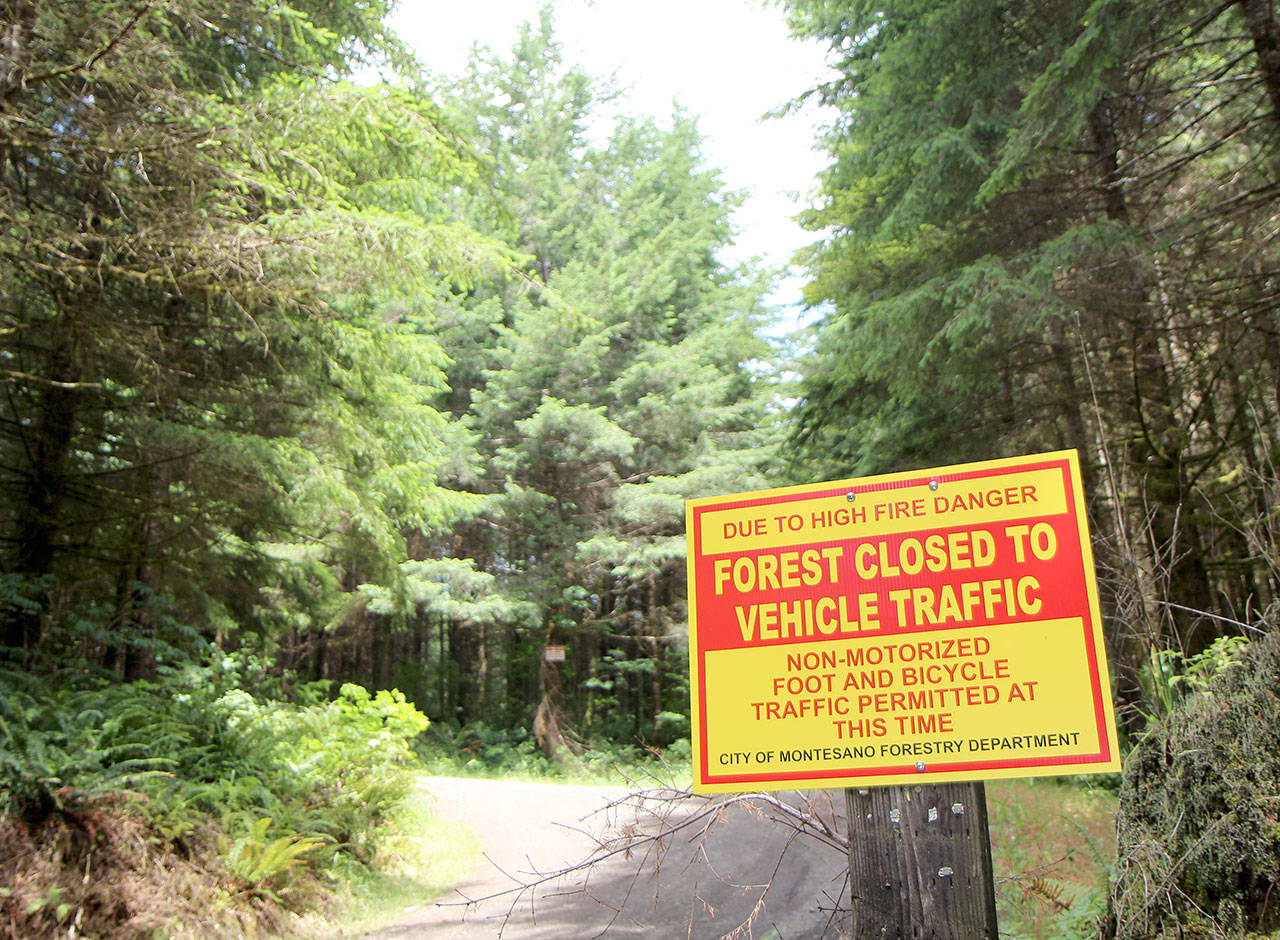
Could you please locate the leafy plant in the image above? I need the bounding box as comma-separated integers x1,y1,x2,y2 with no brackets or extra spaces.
225,815,326,901
1136,634,1251,723
1111,627,1280,938
0,677,175,821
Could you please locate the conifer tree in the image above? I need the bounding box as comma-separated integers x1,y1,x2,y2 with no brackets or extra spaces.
423,13,781,750
0,0,510,669
784,0,1280,716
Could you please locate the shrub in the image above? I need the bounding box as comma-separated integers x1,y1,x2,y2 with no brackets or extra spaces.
0,656,432,937
1109,625,1280,939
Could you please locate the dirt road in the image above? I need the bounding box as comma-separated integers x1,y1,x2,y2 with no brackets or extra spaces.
366,776,849,939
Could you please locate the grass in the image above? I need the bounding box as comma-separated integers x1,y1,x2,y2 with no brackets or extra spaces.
987,777,1118,939
286,779,482,938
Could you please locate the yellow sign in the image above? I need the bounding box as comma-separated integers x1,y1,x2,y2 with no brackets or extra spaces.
685,451,1120,792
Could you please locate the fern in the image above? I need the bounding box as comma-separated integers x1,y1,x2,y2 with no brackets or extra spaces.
1,653,432,908
224,816,326,896
1022,873,1072,912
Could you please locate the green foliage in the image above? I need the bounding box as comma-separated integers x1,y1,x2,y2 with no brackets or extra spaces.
0,0,516,664
420,722,546,777
783,0,1280,716
224,815,326,900
0,669,172,820
289,783,481,937
0,648,443,937
413,13,781,752
1,9,781,933
1136,634,1251,724
417,720,692,786
0,655,430,875
1111,626,1280,938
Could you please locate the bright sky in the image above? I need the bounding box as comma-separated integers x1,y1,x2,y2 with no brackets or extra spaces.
387,0,834,318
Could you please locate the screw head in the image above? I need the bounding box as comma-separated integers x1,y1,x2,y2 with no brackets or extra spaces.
928,480,939,491
915,761,926,772
846,492,856,502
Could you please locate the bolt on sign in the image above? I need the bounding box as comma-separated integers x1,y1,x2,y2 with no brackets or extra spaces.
685,450,1121,793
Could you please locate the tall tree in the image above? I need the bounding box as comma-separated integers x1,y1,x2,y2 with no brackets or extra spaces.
785,0,1280,718
408,13,782,753
0,0,510,670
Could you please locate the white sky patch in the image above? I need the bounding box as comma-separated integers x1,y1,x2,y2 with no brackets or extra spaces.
387,0,835,328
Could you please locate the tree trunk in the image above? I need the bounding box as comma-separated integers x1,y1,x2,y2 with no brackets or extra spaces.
4,355,80,653
533,640,578,766
1240,0,1280,125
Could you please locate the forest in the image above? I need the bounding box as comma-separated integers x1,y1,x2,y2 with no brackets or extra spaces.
1,0,1278,937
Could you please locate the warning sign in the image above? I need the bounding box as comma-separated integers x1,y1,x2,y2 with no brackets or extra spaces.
685,450,1120,793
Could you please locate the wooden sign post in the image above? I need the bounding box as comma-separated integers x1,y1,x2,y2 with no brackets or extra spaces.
846,781,997,938
684,451,1120,936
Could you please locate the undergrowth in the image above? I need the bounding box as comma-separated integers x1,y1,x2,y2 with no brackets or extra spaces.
286,780,480,938
417,720,694,787
987,777,1118,939
1110,627,1280,939
0,656,432,939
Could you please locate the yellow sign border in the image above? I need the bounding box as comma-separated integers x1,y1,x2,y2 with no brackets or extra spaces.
685,450,1120,792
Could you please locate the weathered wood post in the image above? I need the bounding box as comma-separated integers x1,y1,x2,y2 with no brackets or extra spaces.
846,781,997,938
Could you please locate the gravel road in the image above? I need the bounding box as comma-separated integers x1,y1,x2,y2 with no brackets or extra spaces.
364,776,849,939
